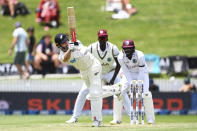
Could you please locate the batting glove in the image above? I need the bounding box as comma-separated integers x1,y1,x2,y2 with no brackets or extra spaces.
68,43,77,52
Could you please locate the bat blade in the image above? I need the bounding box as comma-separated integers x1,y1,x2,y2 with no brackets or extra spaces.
67,7,76,42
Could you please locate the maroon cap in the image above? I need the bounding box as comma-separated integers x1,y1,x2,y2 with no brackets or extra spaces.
122,40,135,48
98,29,108,37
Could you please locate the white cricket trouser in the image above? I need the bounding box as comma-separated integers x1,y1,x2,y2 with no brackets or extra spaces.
72,83,89,118
80,59,103,121
102,70,121,84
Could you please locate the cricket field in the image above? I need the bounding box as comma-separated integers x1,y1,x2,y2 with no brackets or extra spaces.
0,115,197,131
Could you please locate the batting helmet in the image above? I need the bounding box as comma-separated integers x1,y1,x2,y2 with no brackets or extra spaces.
55,33,69,51
122,39,135,59
55,33,69,45
122,40,135,49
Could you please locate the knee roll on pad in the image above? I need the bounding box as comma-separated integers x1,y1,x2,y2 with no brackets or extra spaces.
88,92,102,101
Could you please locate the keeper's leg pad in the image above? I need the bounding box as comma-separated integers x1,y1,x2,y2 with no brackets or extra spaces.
143,91,155,123
113,94,123,122
122,92,131,117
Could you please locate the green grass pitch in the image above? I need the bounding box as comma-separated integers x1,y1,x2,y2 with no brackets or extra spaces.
0,115,197,131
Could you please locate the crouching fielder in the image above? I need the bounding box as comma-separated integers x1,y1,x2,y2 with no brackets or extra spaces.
117,39,155,124
54,33,103,127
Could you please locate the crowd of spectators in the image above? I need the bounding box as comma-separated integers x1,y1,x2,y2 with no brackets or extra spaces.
34,34,59,74
36,0,60,31
1,0,29,18
179,77,196,92
8,21,61,79
1,0,60,30
1,0,62,79
106,0,137,19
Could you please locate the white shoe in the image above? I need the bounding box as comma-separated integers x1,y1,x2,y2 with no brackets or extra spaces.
110,120,121,125
66,117,78,123
147,119,154,124
112,10,130,19
92,121,101,127
51,20,57,28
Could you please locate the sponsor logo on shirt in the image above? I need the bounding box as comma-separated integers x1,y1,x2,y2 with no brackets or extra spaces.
70,58,76,63
107,57,111,62
102,63,110,66
133,59,137,63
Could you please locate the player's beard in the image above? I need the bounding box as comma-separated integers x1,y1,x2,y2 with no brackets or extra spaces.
123,48,135,60
59,45,68,52
99,42,107,51
126,54,132,59
98,37,108,51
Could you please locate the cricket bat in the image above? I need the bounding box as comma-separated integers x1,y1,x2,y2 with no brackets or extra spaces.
67,7,77,44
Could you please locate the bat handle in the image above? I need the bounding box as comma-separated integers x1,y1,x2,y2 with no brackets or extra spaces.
71,31,76,43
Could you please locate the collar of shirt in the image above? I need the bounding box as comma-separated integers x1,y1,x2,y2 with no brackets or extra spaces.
97,42,109,57
123,51,137,63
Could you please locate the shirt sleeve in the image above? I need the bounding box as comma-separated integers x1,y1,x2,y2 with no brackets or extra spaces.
36,44,42,53
112,45,120,57
79,45,88,56
138,54,146,67
13,30,18,37
87,44,92,53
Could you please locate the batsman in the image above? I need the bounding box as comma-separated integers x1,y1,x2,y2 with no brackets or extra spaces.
55,33,104,127
54,7,103,127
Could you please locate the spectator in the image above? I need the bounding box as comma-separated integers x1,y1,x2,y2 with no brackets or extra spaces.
1,0,29,19
8,22,28,79
36,0,60,31
105,0,122,12
112,0,137,19
179,77,196,92
25,27,36,77
34,34,59,74
149,78,159,92
1,0,18,18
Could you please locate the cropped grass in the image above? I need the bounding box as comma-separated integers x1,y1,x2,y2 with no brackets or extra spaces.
0,115,197,131
0,0,197,63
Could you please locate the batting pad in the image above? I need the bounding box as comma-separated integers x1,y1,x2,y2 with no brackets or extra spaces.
113,94,123,122
90,98,102,121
